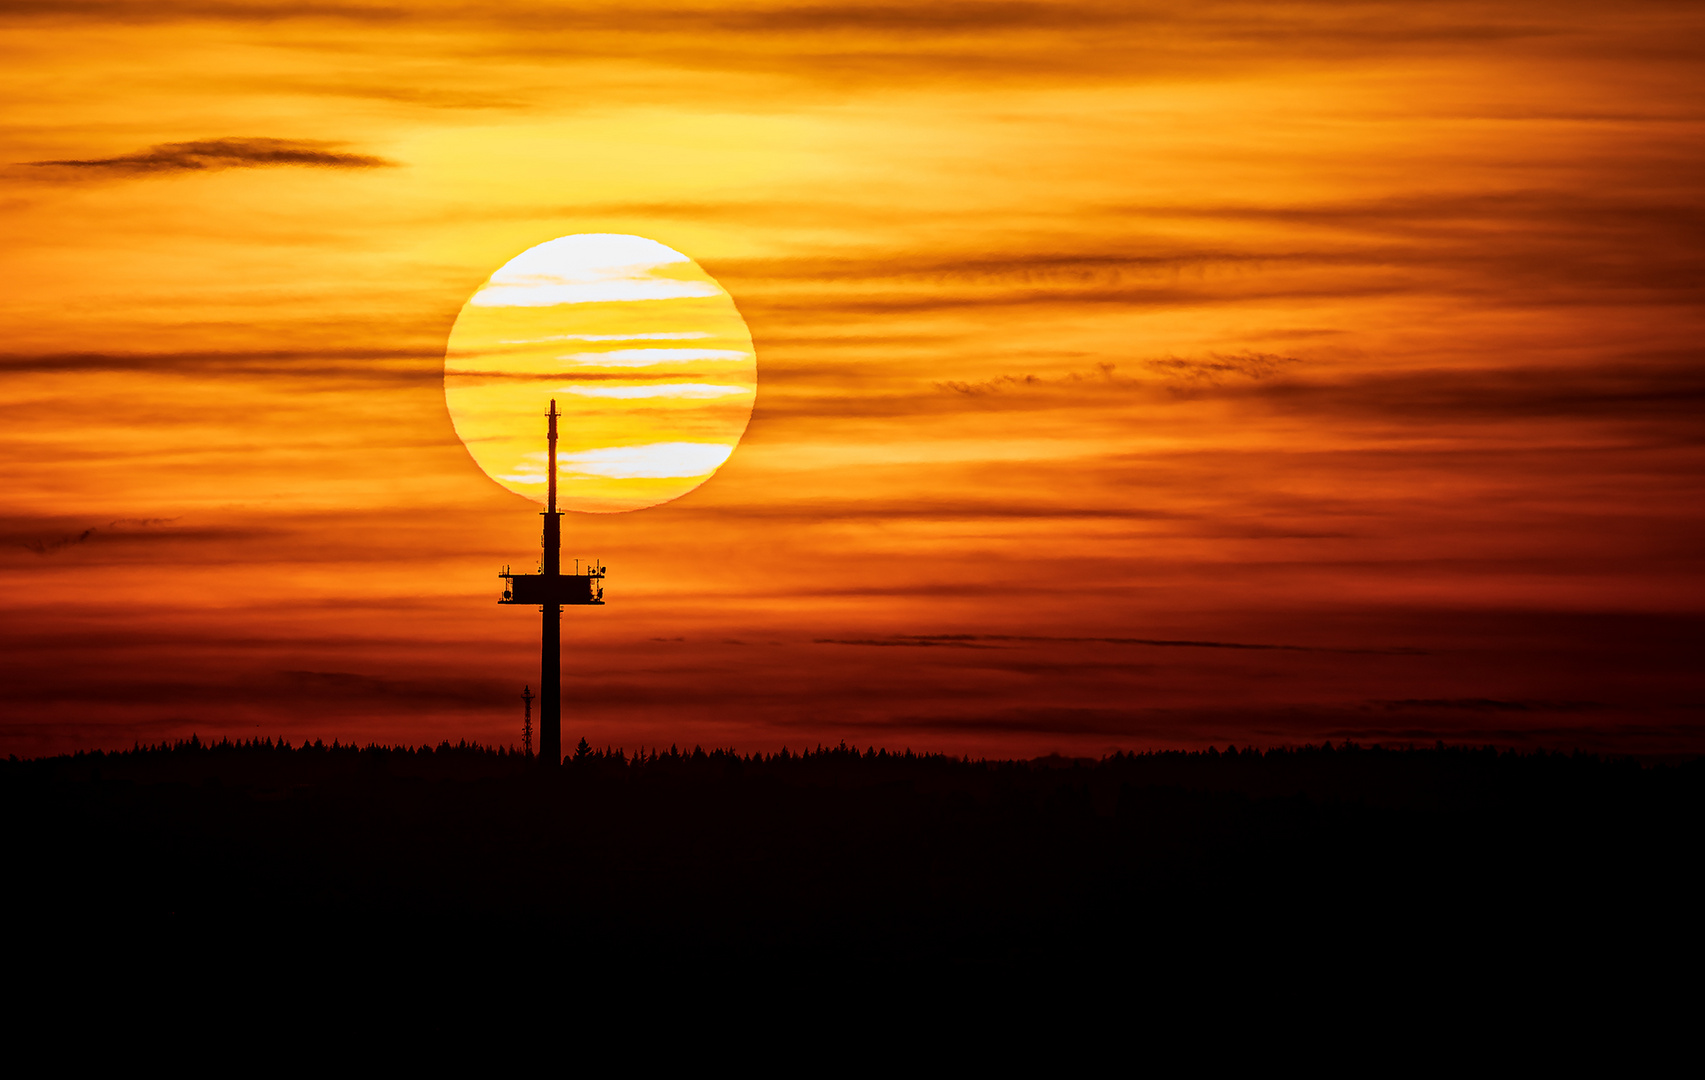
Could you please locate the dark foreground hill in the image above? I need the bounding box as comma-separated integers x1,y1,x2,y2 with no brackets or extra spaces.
7,738,1701,981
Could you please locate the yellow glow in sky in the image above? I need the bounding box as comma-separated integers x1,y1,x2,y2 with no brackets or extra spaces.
444,234,756,512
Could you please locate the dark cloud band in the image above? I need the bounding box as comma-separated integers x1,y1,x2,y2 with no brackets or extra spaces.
30,137,393,173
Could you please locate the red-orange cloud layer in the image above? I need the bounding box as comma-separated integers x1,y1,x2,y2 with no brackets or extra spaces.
2,0,1701,757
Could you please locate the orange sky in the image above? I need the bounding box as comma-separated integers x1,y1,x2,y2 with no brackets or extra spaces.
3,0,1703,758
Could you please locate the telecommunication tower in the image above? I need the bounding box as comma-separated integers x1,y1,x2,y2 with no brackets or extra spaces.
498,400,605,765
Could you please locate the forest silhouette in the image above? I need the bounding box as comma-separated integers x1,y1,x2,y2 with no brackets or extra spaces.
8,737,1699,977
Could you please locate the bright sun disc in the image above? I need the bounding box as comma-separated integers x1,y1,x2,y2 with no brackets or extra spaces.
444,234,756,512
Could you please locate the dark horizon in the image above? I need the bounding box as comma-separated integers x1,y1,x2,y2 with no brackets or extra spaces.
13,735,1698,978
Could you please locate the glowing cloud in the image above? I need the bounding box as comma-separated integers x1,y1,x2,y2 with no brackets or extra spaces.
560,442,734,479
558,348,753,366
559,383,753,399
502,332,713,344
469,234,722,307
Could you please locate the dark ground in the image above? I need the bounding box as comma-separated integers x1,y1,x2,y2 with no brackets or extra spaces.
8,737,1700,975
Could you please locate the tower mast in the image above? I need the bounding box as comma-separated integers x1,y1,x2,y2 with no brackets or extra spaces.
540,400,561,765
497,400,604,766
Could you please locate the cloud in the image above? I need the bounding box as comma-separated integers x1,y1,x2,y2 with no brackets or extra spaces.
1233,357,1705,425
558,348,751,366
0,2,1654,88
23,526,97,555
814,637,1004,649
0,349,439,381
1146,353,1302,389
468,234,716,307
805,351,1705,429
935,363,1131,396
275,669,505,707
29,137,394,173
559,383,753,400
814,633,1425,655
505,442,735,480
1372,698,1605,712
18,517,180,555
688,183,1705,315
505,332,712,344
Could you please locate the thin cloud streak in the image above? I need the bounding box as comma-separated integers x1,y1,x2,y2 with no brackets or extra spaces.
0,350,441,380
29,137,394,173
815,633,1428,655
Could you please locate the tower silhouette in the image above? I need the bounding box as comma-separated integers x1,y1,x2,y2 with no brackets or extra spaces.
499,400,604,764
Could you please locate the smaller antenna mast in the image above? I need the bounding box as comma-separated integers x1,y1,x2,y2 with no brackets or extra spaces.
521,684,534,759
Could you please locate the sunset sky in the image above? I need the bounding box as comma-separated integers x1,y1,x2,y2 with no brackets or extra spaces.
3,0,1702,758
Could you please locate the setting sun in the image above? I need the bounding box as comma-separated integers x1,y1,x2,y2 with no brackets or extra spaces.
444,234,757,512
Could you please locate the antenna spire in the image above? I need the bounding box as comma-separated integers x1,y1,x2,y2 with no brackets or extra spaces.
547,399,559,515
